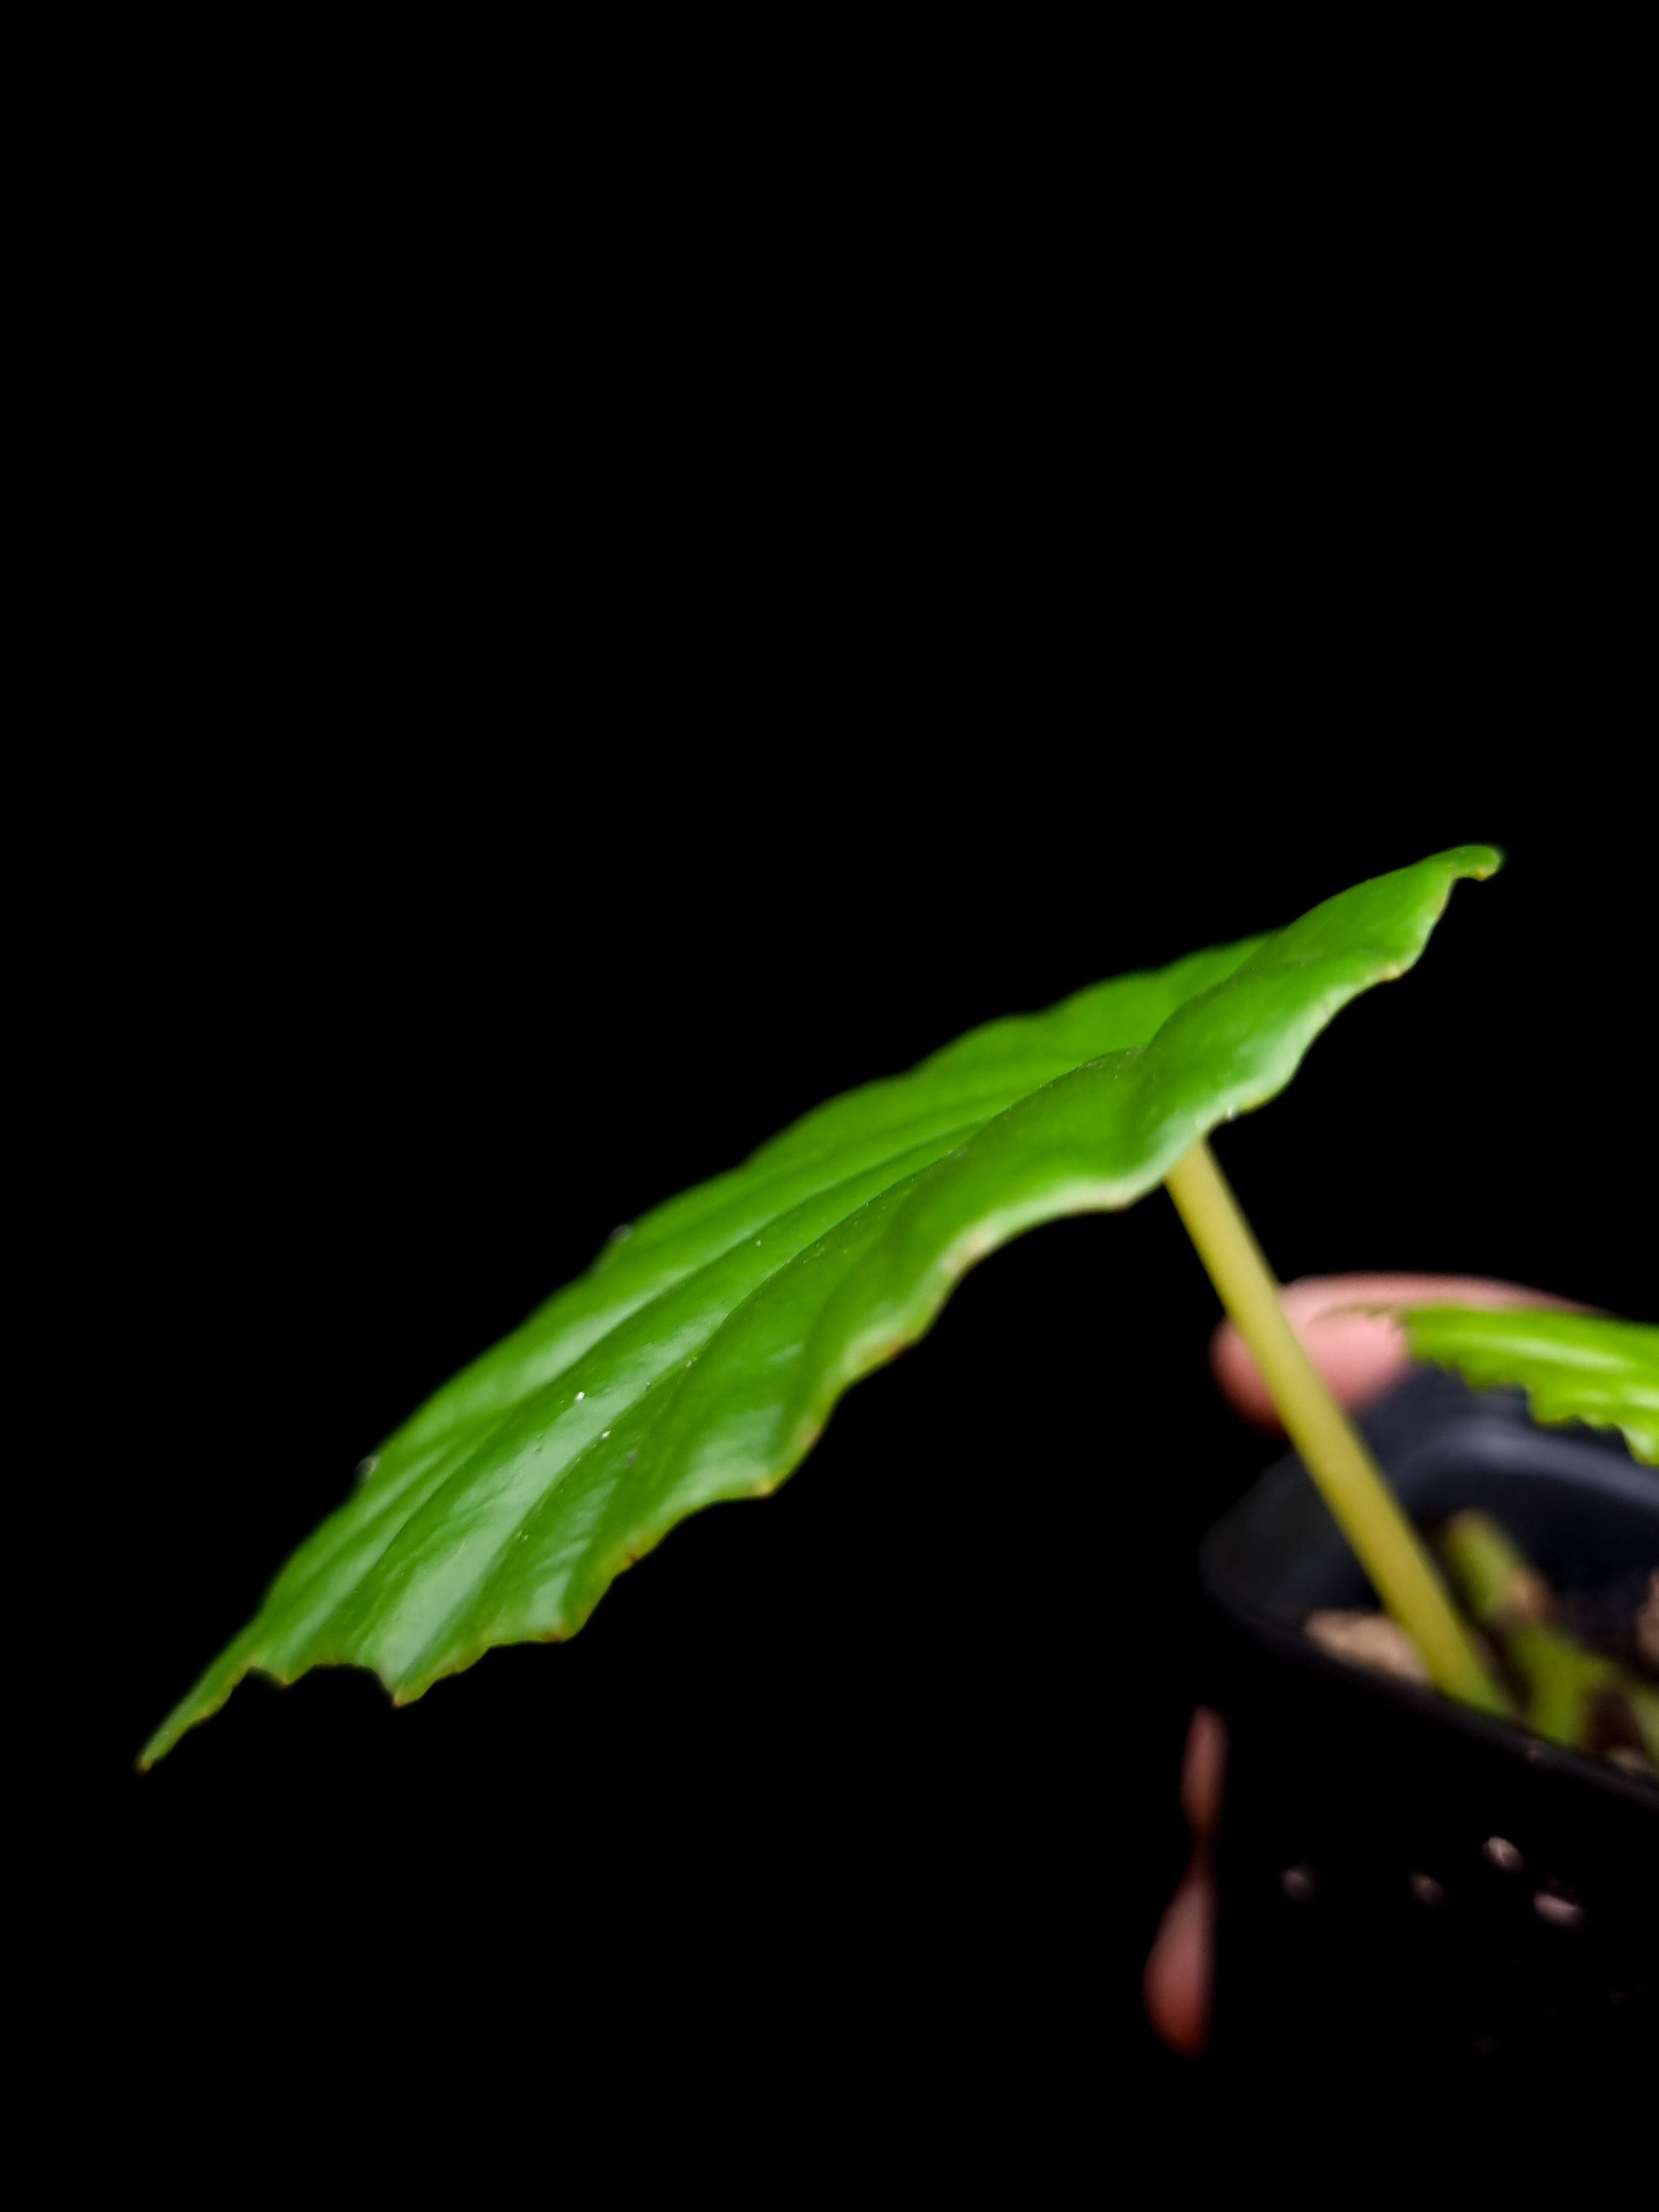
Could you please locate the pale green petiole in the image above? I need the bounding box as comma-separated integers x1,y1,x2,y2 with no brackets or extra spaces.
1165,1138,1512,1718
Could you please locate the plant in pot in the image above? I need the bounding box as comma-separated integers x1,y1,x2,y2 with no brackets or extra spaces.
142,846,1657,2062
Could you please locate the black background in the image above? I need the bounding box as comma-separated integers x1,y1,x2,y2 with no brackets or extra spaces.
55,141,1651,2139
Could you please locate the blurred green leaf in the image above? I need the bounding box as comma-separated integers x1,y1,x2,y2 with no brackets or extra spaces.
144,845,1500,1764
1403,1307,1659,1465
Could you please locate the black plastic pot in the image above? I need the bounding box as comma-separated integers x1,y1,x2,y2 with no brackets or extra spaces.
1198,1368,1657,2066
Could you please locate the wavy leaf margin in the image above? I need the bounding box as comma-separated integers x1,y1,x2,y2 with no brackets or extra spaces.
1402,1306,1659,1464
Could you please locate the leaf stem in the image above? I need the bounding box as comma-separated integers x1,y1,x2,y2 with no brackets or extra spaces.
1165,1138,1511,1718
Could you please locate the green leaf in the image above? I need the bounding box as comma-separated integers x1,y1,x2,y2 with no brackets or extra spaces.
143,843,1501,1765
1402,1307,1659,1465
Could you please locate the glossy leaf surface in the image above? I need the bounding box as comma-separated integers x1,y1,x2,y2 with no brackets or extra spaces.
1402,1307,1659,1465
144,845,1500,1764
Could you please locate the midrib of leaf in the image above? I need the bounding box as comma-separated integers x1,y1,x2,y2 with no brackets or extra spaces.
251,1129,986,1669
352,940,1269,1476
325,1139,983,1683
364,1100,1007,1466
608,940,1269,1252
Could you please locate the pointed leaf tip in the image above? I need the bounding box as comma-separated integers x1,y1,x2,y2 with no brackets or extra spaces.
1454,841,1503,880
